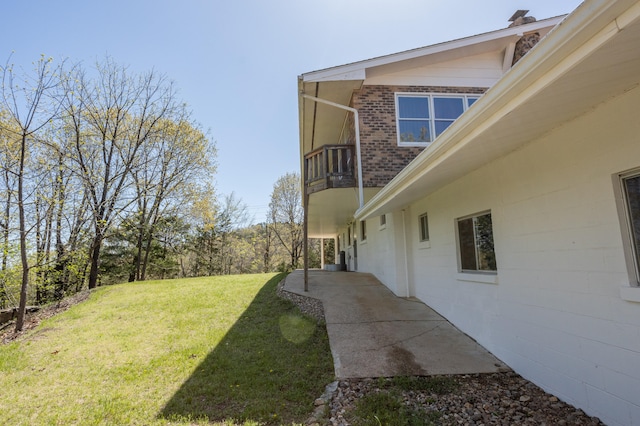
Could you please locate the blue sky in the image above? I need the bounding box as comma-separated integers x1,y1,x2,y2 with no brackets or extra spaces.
1,0,583,222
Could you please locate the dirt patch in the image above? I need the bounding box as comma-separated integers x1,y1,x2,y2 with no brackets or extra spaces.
1,290,92,345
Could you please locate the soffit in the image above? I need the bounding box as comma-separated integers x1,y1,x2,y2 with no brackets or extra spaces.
306,187,381,238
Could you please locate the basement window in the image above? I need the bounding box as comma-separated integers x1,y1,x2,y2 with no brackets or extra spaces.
396,93,479,146
419,213,430,242
616,169,640,292
456,211,497,273
379,214,387,230
360,220,367,241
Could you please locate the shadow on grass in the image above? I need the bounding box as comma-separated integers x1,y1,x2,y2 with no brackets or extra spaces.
159,273,334,425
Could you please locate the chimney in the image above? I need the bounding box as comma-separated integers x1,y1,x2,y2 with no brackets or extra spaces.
509,10,540,65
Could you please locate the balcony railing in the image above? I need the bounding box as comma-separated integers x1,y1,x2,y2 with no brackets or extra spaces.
304,144,355,193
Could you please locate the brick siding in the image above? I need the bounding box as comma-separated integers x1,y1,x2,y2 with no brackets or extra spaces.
347,85,487,187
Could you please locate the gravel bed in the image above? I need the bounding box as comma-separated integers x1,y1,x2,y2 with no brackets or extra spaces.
326,374,604,425
276,282,604,426
276,279,325,323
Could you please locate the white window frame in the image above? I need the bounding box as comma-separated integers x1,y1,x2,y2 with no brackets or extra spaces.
379,214,386,230
418,212,431,249
418,212,430,242
614,169,640,291
360,220,367,242
395,93,479,147
455,210,497,275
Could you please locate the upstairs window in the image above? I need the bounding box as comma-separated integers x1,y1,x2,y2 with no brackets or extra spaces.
396,93,479,146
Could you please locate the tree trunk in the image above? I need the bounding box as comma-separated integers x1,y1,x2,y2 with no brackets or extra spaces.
1,169,10,273
140,229,154,281
87,233,102,289
1,170,11,309
53,154,67,300
134,232,144,281
133,207,146,281
15,134,29,332
128,254,137,282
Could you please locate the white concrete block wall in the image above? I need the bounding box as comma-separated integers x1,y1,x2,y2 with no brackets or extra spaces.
359,85,640,425
356,214,404,295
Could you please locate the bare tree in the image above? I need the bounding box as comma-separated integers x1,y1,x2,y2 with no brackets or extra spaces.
63,58,179,289
216,192,250,275
0,55,66,331
268,172,304,270
262,222,274,273
0,109,18,309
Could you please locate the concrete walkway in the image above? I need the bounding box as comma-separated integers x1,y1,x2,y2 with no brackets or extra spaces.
283,270,508,379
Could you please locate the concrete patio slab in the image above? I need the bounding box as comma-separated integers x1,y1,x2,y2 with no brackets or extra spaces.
283,270,508,379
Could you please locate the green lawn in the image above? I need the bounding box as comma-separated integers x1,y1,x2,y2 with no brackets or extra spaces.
0,273,334,425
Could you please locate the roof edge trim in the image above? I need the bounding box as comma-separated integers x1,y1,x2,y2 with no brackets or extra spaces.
300,15,566,83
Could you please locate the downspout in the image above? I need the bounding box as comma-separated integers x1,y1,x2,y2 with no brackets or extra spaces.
303,180,309,292
301,93,365,209
401,209,410,297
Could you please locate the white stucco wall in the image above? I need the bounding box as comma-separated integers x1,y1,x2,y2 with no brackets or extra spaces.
359,85,640,425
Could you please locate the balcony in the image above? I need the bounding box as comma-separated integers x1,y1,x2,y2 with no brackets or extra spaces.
304,144,355,194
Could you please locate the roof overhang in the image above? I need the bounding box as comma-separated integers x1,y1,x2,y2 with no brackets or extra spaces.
355,0,640,220
300,16,564,84
297,15,566,162
297,14,570,237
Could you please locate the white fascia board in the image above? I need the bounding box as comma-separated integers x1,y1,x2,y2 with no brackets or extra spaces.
302,68,366,82
300,16,565,84
355,0,638,220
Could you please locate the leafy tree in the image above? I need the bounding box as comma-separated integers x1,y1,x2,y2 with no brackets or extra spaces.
0,54,221,310
129,116,214,281
323,238,335,266
148,215,190,279
99,213,190,284
185,192,251,276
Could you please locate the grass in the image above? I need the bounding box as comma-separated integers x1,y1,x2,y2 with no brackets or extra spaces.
0,273,334,425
